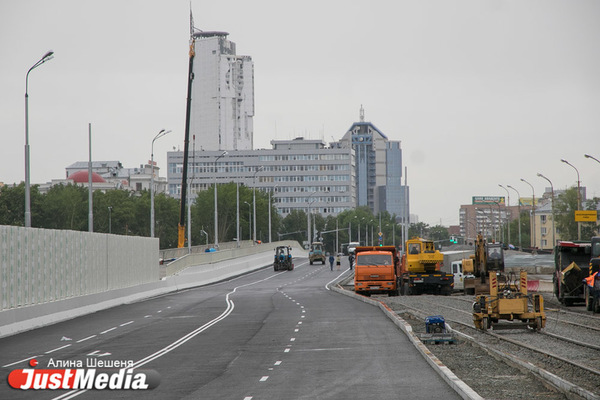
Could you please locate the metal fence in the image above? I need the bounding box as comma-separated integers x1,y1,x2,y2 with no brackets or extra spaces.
0,225,159,311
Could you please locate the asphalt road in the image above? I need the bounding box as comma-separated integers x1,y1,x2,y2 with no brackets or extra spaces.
1,258,461,400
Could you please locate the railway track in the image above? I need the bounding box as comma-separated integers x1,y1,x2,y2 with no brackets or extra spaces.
383,294,600,397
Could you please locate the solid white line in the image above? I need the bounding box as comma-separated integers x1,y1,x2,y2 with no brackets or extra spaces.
325,267,351,290
2,355,40,368
76,335,96,343
100,327,117,334
45,344,71,354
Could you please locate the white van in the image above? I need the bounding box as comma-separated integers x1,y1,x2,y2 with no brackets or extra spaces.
348,242,360,254
451,260,465,291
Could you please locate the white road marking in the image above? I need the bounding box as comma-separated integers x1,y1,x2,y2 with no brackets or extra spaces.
274,361,282,365
290,338,296,342
260,376,269,382
45,344,71,354
295,329,299,332
119,321,134,327
2,355,40,368
284,348,290,353
76,335,96,343
100,327,117,334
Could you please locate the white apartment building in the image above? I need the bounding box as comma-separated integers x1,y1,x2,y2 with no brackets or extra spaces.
190,31,254,151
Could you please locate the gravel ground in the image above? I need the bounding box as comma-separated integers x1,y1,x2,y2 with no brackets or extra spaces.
398,312,568,400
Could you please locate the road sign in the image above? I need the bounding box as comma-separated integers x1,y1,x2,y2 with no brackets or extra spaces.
575,210,598,222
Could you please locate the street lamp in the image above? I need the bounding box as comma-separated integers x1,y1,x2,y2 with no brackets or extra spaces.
151,129,171,238
520,178,536,249
244,201,251,240
507,185,522,250
108,206,112,234
214,151,228,248
561,159,582,240
498,184,511,246
585,154,600,165
252,166,263,244
537,173,556,249
25,50,54,227
268,184,278,243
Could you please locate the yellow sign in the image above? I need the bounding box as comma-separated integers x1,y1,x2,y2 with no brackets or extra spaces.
575,210,598,222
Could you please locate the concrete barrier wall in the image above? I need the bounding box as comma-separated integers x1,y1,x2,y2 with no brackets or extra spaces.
0,225,158,312
164,240,303,276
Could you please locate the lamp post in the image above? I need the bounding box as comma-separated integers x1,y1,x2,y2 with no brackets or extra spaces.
561,159,582,240
213,151,227,248
585,154,600,165
151,129,171,238
108,206,112,234
236,182,240,248
498,184,511,246
244,201,251,240
25,50,54,227
252,166,263,244
306,192,317,246
268,184,278,243
507,185,522,250
537,173,556,250
520,178,536,249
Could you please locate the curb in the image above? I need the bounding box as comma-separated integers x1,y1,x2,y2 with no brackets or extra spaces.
329,279,483,400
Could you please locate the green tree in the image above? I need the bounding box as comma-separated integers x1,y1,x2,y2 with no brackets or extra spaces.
280,209,308,246
555,187,580,241
429,225,449,242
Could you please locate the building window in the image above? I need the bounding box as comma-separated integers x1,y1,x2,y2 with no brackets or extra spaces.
540,215,547,223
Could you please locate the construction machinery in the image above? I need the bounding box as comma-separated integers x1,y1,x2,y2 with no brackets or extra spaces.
354,246,400,296
554,237,600,306
309,242,326,265
464,233,505,295
472,271,546,331
399,237,453,296
273,246,294,271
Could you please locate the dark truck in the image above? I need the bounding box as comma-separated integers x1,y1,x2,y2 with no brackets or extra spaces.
554,237,600,306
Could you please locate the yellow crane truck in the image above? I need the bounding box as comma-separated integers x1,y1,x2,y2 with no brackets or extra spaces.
399,238,454,296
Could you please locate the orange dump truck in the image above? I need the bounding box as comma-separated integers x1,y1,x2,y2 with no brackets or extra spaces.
354,246,400,297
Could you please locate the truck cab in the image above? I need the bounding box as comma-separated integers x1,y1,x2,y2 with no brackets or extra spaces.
354,246,399,296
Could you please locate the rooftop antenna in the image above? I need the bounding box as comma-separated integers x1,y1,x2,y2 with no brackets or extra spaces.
360,105,365,122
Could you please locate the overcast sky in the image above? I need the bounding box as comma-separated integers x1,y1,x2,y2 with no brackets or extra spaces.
1,0,599,226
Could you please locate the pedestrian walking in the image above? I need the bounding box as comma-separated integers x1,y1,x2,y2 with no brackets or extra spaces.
329,254,334,271
336,253,341,271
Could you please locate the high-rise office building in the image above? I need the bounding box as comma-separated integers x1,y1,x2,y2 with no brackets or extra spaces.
190,31,254,151
337,107,408,219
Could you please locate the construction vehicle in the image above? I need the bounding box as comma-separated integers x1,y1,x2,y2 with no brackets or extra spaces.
463,233,505,295
557,236,600,308
399,237,453,296
273,246,294,271
354,246,399,296
309,241,326,265
473,271,546,331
